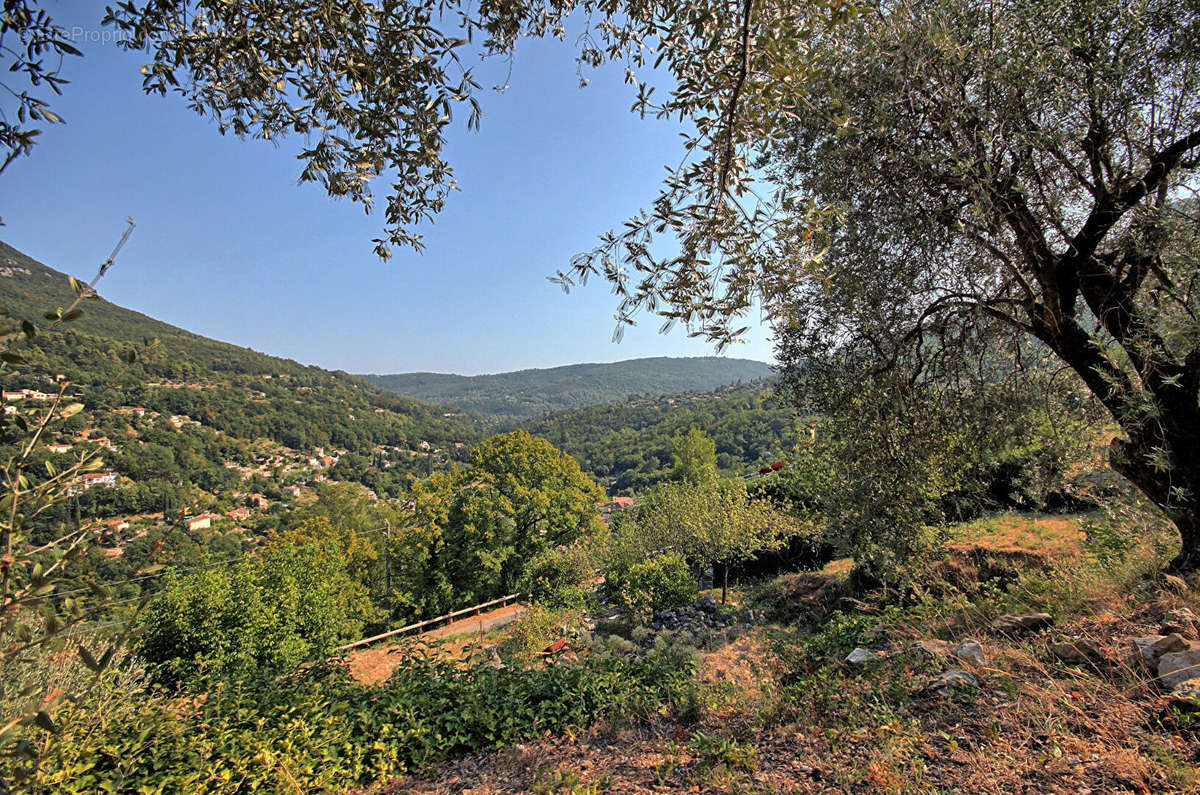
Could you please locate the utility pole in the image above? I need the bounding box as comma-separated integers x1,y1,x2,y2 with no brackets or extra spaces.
384,520,392,631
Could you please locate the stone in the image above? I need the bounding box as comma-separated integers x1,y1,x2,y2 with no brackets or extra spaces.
992,613,1054,634
912,639,953,659
1161,573,1189,595
1158,648,1200,690
844,647,880,668
922,669,982,698
1132,634,1189,668
1168,678,1200,712
952,639,986,666
1050,638,1105,666
1160,608,1200,640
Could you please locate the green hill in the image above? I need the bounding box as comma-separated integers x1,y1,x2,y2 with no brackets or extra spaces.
360,356,774,419
0,240,485,497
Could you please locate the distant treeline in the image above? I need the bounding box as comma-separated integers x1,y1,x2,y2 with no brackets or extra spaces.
513,382,798,494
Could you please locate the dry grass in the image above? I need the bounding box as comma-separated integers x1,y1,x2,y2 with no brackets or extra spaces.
948,513,1088,562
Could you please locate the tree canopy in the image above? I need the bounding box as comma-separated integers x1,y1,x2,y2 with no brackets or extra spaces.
761,0,1200,569
669,427,719,486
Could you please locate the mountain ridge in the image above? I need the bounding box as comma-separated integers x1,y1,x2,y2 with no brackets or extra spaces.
360,356,774,419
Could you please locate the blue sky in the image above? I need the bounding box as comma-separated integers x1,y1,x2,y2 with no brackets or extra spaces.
1,3,774,375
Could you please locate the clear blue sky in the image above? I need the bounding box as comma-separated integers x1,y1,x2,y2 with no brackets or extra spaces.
1,2,775,375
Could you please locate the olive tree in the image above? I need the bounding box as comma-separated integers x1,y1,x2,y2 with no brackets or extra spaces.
568,0,1200,572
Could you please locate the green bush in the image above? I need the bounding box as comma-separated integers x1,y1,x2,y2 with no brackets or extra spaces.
607,553,697,623
498,605,589,665
136,541,373,687
17,642,696,792
520,543,598,611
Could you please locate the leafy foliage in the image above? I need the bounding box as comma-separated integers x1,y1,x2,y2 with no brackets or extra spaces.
520,538,603,611
776,346,1103,584
136,535,374,686
0,1,79,174
606,552,697,623
517,382,797,493
758,0,1200,568
669,427,718,486
14,640,696,791
610,477,810,602
0,225,153,783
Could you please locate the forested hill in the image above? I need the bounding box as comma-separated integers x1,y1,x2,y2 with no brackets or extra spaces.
360,356,774,419
1,241,485,494
513,381,799,494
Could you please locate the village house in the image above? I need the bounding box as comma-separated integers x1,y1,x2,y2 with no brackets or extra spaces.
184,513,218,531
597,496,635,522
45,442,72,454
70,472,118,494
3,388,54,402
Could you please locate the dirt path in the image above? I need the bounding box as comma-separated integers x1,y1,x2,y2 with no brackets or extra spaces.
346,603,527,685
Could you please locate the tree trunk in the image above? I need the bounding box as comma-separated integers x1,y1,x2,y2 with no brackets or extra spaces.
1109,431,1200,573
721,563,728,604
1034,306,1200,574
1170,513,1200,573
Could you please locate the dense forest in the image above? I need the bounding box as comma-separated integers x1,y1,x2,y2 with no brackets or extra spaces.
513,382,797,493
361,356,772,419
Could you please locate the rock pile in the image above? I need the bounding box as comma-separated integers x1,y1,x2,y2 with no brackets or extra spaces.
1160,608,1200,640
647,596,764,643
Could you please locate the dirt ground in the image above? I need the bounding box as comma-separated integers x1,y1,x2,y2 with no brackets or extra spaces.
346,604,528,685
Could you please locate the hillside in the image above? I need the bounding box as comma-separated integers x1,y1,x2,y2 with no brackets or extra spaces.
360,356,773,419
514,381,798,494
1,240,485,498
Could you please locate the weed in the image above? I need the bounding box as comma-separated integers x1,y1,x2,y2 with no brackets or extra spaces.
688,731,757,772
533,765,611,794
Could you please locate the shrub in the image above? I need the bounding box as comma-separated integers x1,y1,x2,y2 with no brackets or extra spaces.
136,541,373,687
607,553,697,623
17,640,696,792
498,605,589,665
520,542,599,611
